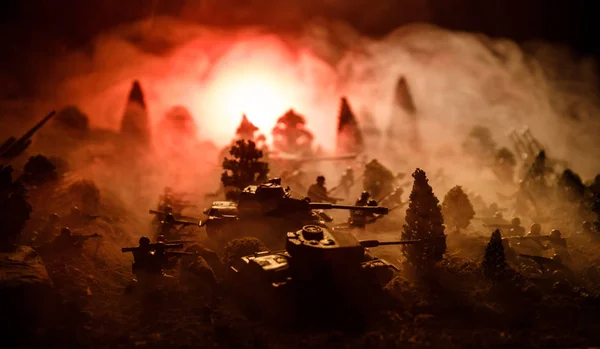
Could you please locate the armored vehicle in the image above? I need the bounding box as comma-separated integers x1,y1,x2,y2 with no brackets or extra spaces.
200,178,388,244
228,225,423,325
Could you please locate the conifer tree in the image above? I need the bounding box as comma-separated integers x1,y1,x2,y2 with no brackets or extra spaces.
401,168,446,266
482,229,508,281
442,185,475,234
221,140,269,198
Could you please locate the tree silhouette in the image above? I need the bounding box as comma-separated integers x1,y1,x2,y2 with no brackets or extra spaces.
482,229,508,281
0,165,32,250
442,186,475,234
271,109,314,156
221,140,269,199
336,97,364,155
401,168,446,266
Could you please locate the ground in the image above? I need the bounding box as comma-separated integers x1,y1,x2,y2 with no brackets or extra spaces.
4,176,600,349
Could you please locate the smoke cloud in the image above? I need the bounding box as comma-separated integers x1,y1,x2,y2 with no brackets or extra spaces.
3,15,600,206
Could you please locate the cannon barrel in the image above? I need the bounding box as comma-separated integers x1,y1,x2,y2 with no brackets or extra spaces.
483,223,514,228
359,239,422,248
309,203,389,215
1,111,56,159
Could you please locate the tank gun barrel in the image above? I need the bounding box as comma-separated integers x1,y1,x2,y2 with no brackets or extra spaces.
483,223,514,228
502,235,550,240
359,239,422,248
309,203,389,215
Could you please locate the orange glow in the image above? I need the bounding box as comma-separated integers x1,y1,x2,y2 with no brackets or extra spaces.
204,58,297,139
190,37,340,149
71,34,340,151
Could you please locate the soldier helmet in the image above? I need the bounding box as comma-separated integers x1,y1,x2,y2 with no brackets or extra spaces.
345,166,353,173
530,223,541,235
360,191,370,200
49,213,60,222
550,229,562,238
164,205,173,213
582,221,592,231
511,217,521,226
316,175,325,184
156,235,166,243
139,237,151,246
71,206,81,215
493,211,503,219
60,227,72,236
367,199,378,206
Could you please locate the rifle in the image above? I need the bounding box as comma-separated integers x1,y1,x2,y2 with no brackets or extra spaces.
122,243,184,253
148,209,201,223
73,233,102,241
369,202,406,223
72,233,102,247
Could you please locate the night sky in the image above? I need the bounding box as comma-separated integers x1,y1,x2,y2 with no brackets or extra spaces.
0,0,596,96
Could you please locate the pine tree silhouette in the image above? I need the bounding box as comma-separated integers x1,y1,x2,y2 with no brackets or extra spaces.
336,97,364,154
221,140,269,198
401,168,446,266
0,165,32,250
442,185,475,234
482,229,508,281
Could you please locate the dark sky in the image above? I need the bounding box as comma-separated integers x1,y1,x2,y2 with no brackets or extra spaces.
0,0,596,96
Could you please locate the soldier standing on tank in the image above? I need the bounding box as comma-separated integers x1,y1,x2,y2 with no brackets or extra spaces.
307,176,338,203
509,217,525,236
525,223,542,237
518,223,546,253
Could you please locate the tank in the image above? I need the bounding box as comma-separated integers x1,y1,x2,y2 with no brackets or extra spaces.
229,225,422,324
232,225,417,287
200,178,388,243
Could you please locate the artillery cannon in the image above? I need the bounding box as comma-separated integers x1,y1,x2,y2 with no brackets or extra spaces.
200,178,388,243
1,111,56,162
228,225,427,323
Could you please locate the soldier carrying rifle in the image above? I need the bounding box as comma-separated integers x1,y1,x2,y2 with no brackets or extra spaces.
122,236,197,290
